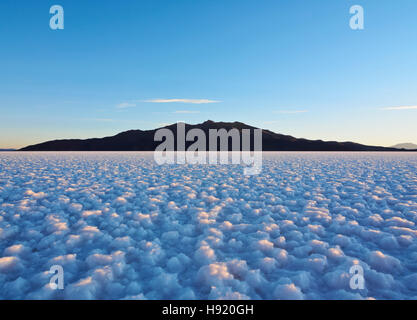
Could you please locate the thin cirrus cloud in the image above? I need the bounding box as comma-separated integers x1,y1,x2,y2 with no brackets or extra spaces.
144,98,221,104
116,98,221,108
274,110,308,114
116,102,136,109
173,110,200,114
381,105,417,111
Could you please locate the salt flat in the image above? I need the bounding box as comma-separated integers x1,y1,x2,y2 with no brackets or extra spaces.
0,152,416,299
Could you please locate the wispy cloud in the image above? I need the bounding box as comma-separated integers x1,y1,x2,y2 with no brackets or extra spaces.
158,122,172,127
261,120,280,125
381,105,417,111
116,102,136,109
173,110,200,114
89,118,115,122
117,98,220,108
80,118,146,125
144,98,221,104
274,110,308,114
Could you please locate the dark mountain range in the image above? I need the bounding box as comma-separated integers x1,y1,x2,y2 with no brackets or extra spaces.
20,120,412,151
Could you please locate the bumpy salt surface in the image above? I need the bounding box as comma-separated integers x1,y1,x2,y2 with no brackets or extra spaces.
0,152,416,299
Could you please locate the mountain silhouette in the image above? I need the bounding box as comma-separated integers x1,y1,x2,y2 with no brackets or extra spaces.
390,143,417,150
20,120,411,151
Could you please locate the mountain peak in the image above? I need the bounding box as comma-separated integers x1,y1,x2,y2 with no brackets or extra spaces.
390,143,417,150
20,121,410,152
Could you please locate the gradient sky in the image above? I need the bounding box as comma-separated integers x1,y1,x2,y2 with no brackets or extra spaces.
1,0,417,149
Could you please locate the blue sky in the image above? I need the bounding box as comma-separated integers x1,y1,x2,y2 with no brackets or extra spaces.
1,0,417,148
